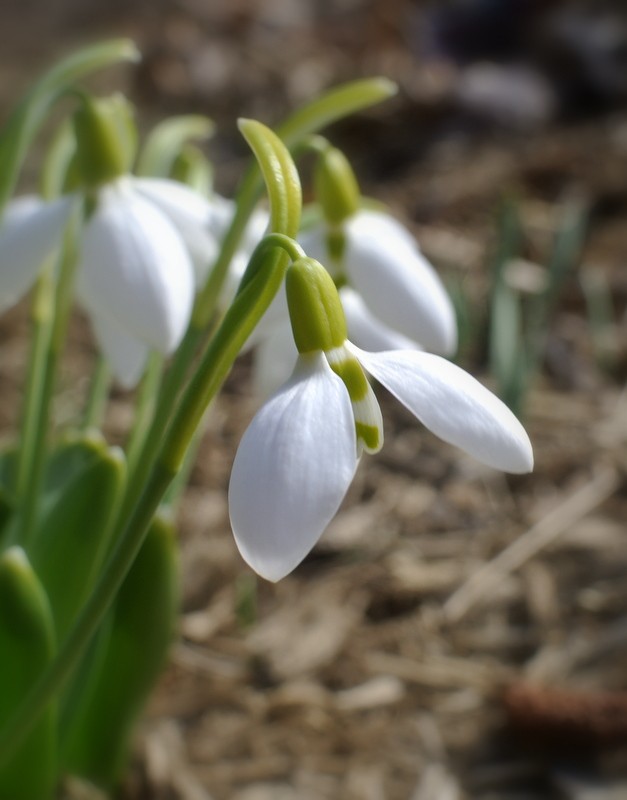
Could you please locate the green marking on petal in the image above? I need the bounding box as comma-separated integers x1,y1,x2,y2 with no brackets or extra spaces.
356,422,381,452
326,345,384,455
328,354,369,402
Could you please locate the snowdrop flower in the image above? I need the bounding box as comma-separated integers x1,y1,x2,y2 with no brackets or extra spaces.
299,207,457,355
248,144,457,398
0,96,240,388
229,258,533,582
302,141,457,355
74,176,201,387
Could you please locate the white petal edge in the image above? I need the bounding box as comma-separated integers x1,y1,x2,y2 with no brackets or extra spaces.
85,304,150,389
229,353,358,581
350,345,534,473
77,180,194,354
344,210,458,355
0,195,74,311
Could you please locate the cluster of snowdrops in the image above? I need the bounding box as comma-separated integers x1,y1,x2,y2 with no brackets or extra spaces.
0,41,532,798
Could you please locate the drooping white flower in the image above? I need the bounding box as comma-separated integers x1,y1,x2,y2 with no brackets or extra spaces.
248,206,457,398
76,179,195,376
299,207,458,355
0,176,233,388
229,258,533,582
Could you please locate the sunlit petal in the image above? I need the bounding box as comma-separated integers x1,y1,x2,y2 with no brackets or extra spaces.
78,180,194,354
340,286,421,353
352,345,533,473
85,304,150,389
344,210,457,355
0,195,73,311
132,177,221,283
229,353,358,581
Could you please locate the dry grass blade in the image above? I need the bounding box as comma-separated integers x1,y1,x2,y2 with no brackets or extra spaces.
443,467,620,624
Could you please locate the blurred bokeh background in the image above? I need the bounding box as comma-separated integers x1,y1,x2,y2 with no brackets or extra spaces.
2,1,627,798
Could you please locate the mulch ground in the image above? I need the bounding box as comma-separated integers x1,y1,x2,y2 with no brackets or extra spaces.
2,2,627,798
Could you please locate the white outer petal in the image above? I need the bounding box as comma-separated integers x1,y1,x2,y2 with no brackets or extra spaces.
77,180,194,354
229,353,358,581
351,345,534,473
340,286,421,353
86,305,150,389
0,195,73,311
132,177,221,283
344,210,458,355
252,316,298,398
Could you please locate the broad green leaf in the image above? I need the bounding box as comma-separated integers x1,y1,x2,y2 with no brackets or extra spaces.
30,436,126,641
62,512,178,788
0,547,56,800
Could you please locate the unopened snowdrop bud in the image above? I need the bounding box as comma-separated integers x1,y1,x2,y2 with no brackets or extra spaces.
285,257,347,353
314,145,360,227
73,94,137,189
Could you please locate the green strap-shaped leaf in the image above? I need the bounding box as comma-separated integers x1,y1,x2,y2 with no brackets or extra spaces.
30,437,126,642
62,512,178,788
0,547,56,800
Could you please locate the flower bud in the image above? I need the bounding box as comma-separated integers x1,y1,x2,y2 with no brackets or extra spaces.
73,94,137,189
285,257,347,353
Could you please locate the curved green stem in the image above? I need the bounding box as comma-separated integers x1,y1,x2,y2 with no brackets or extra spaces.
125,352,164,476
0,39,139,213
82,357,111,431
14,269,55,545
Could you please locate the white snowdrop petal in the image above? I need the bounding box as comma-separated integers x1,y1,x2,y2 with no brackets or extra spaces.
252,316,298,398
352,346,533,473
344,210,458,355
229,353,358,581
340,286,421,353
297,224,329,265
78,181,194,354
132,177,221,283
87,306,150,389
0,195,73,311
